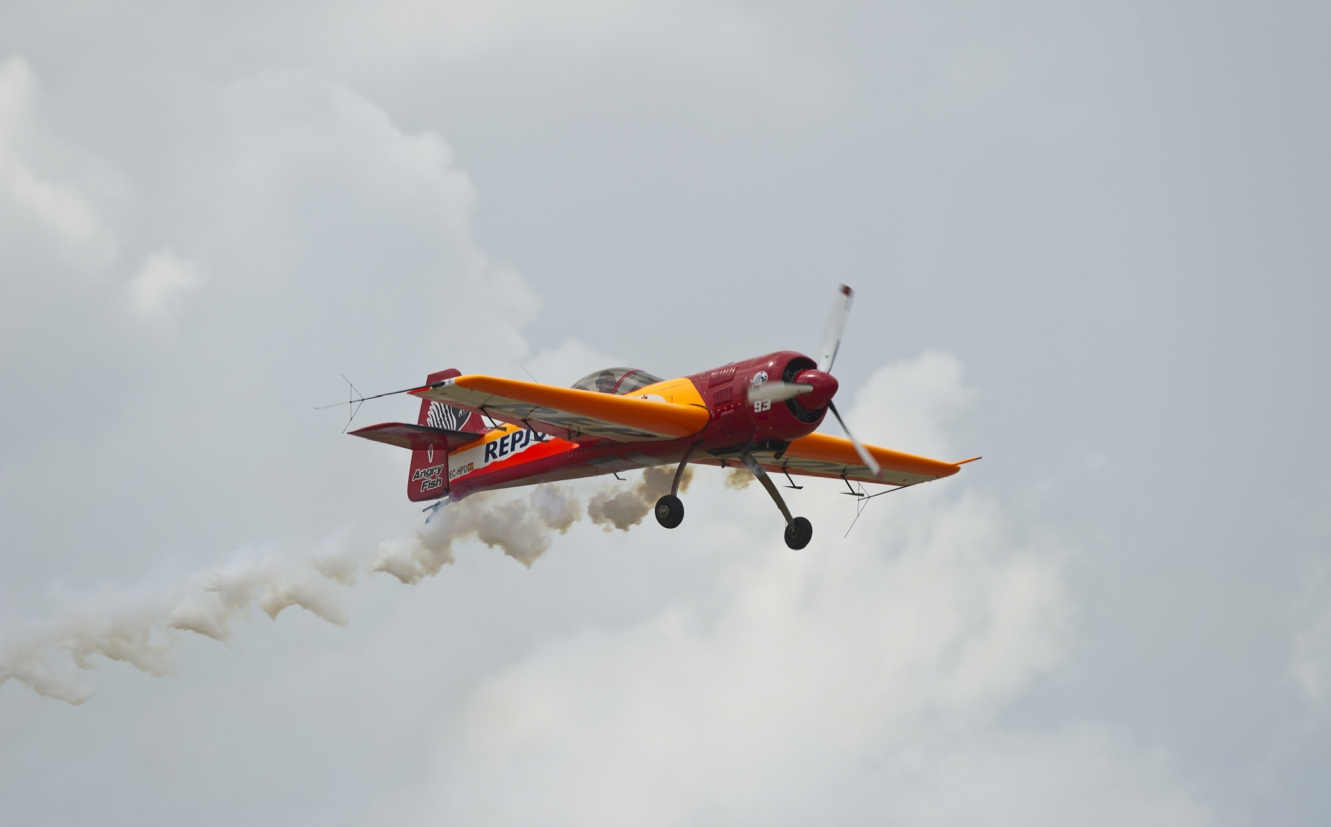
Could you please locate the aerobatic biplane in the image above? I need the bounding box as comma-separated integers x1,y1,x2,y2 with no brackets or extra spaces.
349,286,978,548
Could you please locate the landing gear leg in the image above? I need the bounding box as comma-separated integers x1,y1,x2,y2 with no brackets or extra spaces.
740,451,814,549
655,442,699,529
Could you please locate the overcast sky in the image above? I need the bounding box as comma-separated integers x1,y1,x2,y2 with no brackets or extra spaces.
2,1,1329,824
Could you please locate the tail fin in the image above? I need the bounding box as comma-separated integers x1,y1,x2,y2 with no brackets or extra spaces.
416,369,488,433
407,369,488,502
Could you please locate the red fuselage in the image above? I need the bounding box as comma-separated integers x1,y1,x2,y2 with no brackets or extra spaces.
445,351,833,500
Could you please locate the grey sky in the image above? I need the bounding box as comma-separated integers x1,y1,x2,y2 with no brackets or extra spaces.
2,1,1329,824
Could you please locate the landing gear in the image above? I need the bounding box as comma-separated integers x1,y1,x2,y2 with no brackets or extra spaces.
784,516,813,550
655,443,699,530
739,449,814,549
655,494,685,529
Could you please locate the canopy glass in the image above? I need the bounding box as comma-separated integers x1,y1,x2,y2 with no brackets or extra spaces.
571,368,663,395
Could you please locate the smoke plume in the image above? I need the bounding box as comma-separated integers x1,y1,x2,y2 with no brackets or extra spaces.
724,467,753,490
0,550,359,705
587,465,694,531
373,484,582,582
0,478,642,705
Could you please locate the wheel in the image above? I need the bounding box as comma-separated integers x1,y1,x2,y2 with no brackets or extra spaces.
655,494,685,529
784,516,813,549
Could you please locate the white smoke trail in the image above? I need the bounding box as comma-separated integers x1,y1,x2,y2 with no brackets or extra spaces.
0,481,597,705
587,465,694,532
0,549,360,705
373,483,582,582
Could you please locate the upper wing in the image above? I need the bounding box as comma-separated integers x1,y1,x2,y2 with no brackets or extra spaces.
746,433,970,487
412,375,710,443
348,423,482,452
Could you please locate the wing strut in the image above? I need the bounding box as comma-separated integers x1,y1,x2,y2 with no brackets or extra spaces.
780,463,804,490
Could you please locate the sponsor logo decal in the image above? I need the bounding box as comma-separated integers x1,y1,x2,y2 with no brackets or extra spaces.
428,402,472,431
412,464,444,492
483,428,536,463
449,427,550,484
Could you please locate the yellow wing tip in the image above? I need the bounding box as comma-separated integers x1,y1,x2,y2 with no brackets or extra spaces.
954,456,982,466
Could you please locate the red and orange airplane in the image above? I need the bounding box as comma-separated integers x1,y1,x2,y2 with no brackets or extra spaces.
349,286,978,548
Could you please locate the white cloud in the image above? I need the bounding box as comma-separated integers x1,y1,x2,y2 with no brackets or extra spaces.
409,489,1070,825
0,68,565,706
313,0,833,95
1290,565,1331,717
521,336,623,387
847,350,978,461
207,71,541,371
348,355,1209,825
0,55,118,270
881,727,1212,826
128,248,204,321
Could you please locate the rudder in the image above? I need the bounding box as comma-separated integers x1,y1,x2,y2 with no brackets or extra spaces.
408,369,489,502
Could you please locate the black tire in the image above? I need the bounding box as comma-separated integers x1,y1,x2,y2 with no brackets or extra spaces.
784,516,813,549
655,495,685,529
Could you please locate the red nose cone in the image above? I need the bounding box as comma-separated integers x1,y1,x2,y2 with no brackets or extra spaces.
793,369,839,410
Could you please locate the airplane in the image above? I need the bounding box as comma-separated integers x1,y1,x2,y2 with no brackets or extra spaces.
348,286,979,549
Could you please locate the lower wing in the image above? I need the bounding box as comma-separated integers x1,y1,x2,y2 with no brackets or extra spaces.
702,432,976,487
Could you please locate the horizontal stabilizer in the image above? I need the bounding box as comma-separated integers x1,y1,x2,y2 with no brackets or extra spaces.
349,422,482,452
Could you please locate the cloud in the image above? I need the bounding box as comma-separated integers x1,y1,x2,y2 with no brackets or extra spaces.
846,350,978,461
128,248,204,321
350,354,1203,825
879,727,1212,826
0,55,118,270
205,71,541,369
1290,564,1331,718
0,66,561,703
0,41,1233,820
311,0,830,93
410,483,1072,825
0,65,553,574
522,336,623,387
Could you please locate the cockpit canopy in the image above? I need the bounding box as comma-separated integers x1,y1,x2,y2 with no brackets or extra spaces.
571,367,663,395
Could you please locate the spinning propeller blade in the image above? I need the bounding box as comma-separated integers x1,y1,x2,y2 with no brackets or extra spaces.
747,380,812,403
817,284,854,373
818,285,881,477
827,400,881,477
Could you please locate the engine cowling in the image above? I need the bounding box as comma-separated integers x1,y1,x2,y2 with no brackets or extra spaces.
687,351,837,446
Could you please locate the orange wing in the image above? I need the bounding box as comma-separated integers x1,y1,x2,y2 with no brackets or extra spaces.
412,375,710,443
694,432,969,487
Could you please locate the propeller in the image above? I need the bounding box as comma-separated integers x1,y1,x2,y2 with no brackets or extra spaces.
818,284,854,373
828,399,880,477
748,380,814,403
743,284,881,477
818,286,881,476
